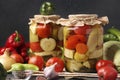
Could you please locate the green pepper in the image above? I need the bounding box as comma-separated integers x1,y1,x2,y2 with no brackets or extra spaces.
104,33,119,42
23,64,39,70
40,2,54,15
0,63,7,80
107,27,120,41
8,63,25,72
7,63,39,72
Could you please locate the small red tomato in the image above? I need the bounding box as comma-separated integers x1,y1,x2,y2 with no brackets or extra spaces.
28,55,44,70
10,53,24,63
36,23,51,38
65,35,86,50
0,47,6,55
30,42,43,52
97,66,118,80
24,56,29,63
74,25,91,35
96,60,115,71
21,51,27,57
46,57,64,72
25,42,30,48
0,47,17,55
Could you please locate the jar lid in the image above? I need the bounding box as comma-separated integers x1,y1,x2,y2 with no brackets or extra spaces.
68,14,109,26
29,15,60,24
69,14,98,21
57,18,73,26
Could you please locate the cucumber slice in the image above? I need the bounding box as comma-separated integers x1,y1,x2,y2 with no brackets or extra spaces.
103,41,120,60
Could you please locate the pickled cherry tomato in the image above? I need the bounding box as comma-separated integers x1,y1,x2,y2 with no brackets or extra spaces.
30,42,43,52
65,35,87,50
74,25,91,35
36,23,51,38
76,43,88,54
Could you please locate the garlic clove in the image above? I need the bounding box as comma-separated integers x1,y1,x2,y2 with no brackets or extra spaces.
44,63,58,79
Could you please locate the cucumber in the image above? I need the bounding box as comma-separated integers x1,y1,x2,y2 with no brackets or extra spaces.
103,41,120,60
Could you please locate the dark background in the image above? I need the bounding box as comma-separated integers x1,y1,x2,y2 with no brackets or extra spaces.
0,0,120,46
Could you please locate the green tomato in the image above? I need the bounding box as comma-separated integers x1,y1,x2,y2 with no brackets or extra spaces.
40,2,54,15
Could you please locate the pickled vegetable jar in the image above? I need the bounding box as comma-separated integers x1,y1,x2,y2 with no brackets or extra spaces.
58,14,109,72
29,15,63,60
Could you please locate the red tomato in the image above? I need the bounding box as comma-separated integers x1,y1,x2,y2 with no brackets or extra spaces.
30,42,43,52
28,55,44,70
65,35,86,50
10,53,24,63
36,23,51,38
0,47,6,55
46,57,64,72
25,42,30,49
21,51,27,57
96,60,115,71
76,43,88,54
24,56,29,63
97,66,118,80
68,35,87,43
74,25,91,35
0,47,17,55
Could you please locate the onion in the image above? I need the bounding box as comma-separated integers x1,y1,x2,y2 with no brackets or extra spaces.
0,48,16,70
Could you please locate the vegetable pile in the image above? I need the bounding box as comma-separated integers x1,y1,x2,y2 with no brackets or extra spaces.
0,31,30,63
98,27,120,80
103,27,120,71
0,30,64,72
0,2,64,80
0,1,120,80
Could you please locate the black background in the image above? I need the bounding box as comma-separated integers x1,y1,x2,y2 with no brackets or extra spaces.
0,0,120,46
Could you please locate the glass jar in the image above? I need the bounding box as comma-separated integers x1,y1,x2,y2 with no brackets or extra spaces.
58,14,109,72
29,15,63,61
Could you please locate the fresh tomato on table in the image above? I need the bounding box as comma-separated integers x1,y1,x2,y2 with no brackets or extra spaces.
28,55,44,70
96,60,118,80
10,53,24,63
97,66,118,80
96,60,115,71
46,57,64,72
